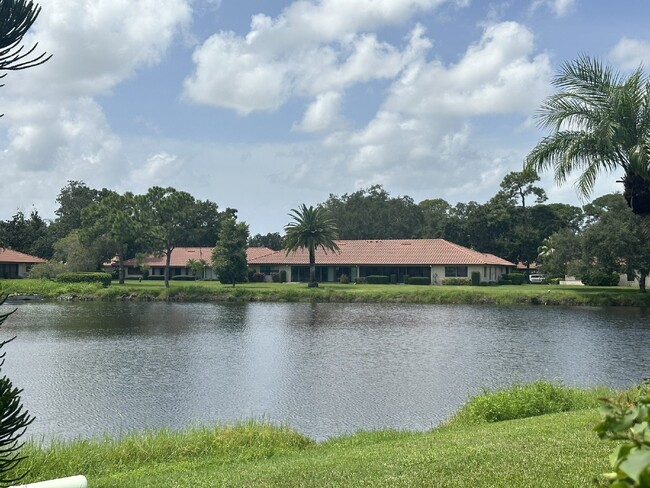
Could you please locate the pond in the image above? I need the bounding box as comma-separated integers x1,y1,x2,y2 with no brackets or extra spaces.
1,301,649,441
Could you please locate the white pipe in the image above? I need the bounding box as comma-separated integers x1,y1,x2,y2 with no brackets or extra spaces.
9,475,88,488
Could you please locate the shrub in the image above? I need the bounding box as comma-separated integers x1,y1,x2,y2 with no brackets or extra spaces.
145,275,165,281
339,274,350,284
27,261,67,280
546,277,561,285
449,381,604,426
509,273,525,285
271,272,280,283
471,271,481,286
407,276,431,285
57,272,112,287
582,270,620,286
355,277,366,284
441,278,472,286
365,275,390,284
478,281,489,286
499,278,512,285
488,281,498,286
595,380,650,487
251,272,266,283
171,276,196,281
279,270,287,283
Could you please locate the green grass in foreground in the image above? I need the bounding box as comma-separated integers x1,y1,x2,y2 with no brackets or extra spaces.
11,411,611,487
2,279,650,306
9,382,619,487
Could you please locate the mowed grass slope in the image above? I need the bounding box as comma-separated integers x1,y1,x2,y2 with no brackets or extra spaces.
11,410,610,487
2,279,649,306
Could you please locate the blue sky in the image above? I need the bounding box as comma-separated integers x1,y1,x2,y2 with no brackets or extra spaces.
3,0,650,235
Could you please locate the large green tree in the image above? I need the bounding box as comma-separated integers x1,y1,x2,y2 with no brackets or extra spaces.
526,55,650,236
212,216,249,287
284,204,339,287
581,193,650,292
248,232,284,250
0,210,53,258
323,185,422,239
51,181,110,240
80,192,141,285
137,187,200,288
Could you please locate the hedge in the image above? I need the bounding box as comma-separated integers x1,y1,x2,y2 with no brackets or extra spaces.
509,273,525,285
582,270,620,286
171,276,196,281
365,275,390,284
407,276,431,285
57,272,112,287
442,278,472,286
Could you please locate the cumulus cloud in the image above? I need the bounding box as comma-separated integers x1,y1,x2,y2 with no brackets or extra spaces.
327,21,552,192
0,0,191,218
183,0,447,114
609,38,650,70
294,92,343,132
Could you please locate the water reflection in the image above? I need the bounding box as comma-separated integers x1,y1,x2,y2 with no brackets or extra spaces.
1,301,648,441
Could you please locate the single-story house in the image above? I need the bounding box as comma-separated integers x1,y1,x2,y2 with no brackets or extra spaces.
248,239,515,284
0,248,47,278
120,247,275,279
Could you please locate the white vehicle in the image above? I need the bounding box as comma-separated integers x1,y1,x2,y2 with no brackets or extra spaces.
528,274,544,284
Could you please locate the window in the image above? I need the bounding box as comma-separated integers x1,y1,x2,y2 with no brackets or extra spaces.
445,266,468,278
260,266,279,275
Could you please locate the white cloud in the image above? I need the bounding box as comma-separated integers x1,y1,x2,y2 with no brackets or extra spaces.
183,1,448,114
609,37,650,70
0,0,191,220
294,92,343,132
12,0,192,97
131,152,185,186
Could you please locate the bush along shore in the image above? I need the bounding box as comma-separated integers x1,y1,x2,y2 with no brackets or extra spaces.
5,382,634,487
2,279,650,306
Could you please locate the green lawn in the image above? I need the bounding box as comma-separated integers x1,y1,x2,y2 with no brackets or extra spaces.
10,409,612,487
1,278,648,306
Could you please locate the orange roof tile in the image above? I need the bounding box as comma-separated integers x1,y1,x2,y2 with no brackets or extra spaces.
122,247,275,267
0,248,47,264
249,239,514,266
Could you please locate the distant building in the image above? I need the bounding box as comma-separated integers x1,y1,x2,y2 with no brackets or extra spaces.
248,239,515,284
0,248,47,278
120,247,275,280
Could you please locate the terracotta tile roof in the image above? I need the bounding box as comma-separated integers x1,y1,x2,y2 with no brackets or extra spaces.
248,239,515,266
0,248,47,264
122,247,275,267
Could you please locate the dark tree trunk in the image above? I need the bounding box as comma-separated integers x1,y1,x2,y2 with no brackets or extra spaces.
118,250,125,285
164,250,172,289
639,270,647,293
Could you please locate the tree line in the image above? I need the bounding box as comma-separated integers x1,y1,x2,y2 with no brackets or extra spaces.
0,181,243,288
3,172,647,288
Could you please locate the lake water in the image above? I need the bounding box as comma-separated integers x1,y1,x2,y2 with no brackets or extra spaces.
1,301,649,441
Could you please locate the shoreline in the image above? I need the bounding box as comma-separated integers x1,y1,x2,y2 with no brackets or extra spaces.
1,279,650,306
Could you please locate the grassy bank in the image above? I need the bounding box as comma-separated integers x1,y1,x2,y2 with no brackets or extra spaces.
1,279,650,306
9,383,617,487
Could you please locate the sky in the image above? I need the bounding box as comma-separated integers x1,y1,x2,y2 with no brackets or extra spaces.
3,0,650,235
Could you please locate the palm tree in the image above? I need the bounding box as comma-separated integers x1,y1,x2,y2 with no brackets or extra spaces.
284,204,339,287
525,55,650,236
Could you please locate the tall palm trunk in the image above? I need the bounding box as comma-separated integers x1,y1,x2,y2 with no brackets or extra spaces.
309,248,317,287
